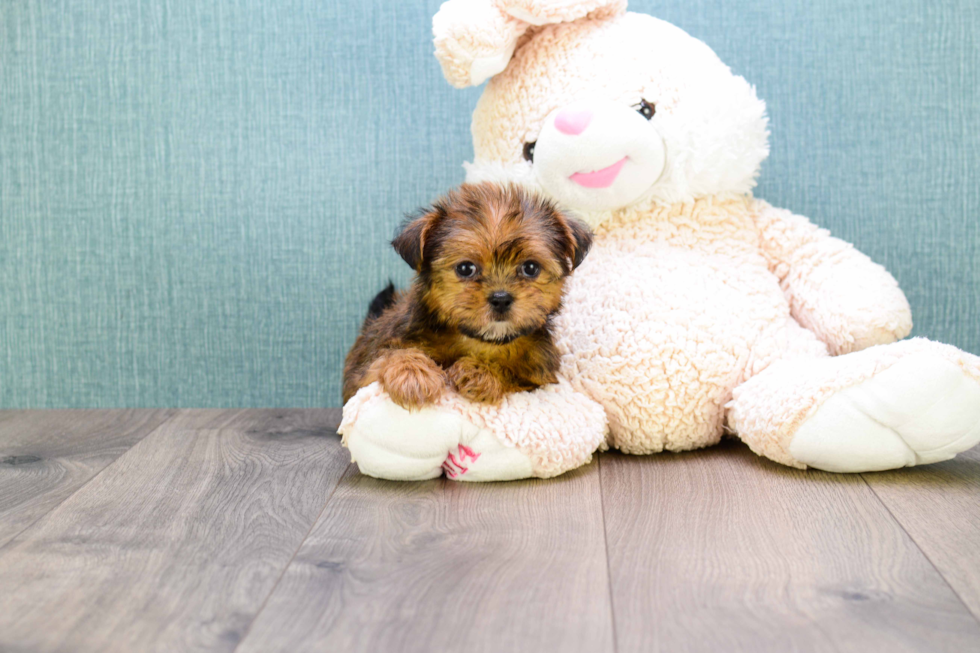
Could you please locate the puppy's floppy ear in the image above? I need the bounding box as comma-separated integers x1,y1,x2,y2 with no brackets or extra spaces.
565,216,593,270
392,208,443,271
523,190,593,273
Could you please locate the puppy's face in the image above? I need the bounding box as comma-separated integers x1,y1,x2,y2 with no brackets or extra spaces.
393,183,592,343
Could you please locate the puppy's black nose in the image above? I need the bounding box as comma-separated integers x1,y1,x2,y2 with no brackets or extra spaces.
488,291,514,313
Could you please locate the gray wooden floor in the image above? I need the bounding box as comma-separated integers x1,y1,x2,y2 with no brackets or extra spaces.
1,410,979,653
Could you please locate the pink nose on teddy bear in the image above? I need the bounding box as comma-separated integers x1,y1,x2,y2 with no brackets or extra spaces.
554,107,593,135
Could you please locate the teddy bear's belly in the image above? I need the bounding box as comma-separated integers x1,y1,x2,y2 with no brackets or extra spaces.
555,242,797,454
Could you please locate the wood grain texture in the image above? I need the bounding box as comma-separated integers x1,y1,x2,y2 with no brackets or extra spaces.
0,409,175,547
862,447,980,621
0,409,347,653
600,441,980,653
236,461,615,653
3,410,978,653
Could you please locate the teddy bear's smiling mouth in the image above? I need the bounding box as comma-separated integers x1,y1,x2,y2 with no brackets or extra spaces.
569,156,628,189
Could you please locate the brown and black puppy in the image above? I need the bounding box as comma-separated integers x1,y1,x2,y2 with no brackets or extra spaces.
343,182,592,410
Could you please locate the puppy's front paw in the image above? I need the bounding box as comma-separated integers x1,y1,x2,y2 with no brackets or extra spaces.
373,350,447,411
447,359,504,404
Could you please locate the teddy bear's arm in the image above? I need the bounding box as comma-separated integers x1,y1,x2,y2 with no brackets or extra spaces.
752,199,912,355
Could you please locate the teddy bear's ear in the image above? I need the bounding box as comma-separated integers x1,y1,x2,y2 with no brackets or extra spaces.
499,0,627,26
433,0,627,88
433,0,528,88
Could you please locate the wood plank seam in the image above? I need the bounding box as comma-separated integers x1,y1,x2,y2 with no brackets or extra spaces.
597,455,621,653
0,410,180,552
232,462,355,653
860,473,980,627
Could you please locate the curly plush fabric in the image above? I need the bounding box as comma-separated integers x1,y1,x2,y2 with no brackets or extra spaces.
752,202,913,355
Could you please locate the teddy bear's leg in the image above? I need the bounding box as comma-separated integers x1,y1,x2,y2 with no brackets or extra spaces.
728,338,980,472
338,380,606,482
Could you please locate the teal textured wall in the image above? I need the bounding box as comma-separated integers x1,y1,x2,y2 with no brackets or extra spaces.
1,0,978,408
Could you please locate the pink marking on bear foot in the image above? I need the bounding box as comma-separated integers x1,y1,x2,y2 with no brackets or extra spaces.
458,445,481,463
442,445,481,478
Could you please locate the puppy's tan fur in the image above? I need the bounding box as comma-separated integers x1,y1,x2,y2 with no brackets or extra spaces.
343,183,592,410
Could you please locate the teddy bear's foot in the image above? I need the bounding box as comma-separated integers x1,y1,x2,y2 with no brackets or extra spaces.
789,354,980,472
729,338,980,472
338,379,607,482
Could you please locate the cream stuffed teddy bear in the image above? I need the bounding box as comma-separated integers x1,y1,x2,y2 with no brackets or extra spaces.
339,0,980,481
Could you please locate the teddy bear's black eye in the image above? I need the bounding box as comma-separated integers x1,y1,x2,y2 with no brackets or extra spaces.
523,141,536,163
455,261,477,279
636,99,655,120
520,261,540,279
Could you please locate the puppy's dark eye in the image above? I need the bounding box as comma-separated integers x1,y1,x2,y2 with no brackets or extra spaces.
636,99,655,120
520,261,540,279
455,261,477,279
523,141,536,163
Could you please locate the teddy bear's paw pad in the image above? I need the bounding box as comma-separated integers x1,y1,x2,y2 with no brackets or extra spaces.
789,355,980,473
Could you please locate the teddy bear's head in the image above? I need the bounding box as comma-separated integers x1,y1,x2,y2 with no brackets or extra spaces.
434,0,769,226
